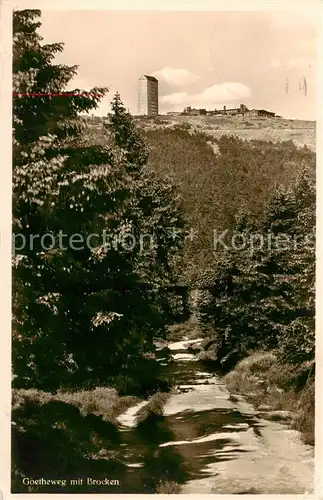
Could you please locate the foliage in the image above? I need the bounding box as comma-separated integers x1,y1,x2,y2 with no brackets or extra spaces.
76,117,315,370
144,130,314,280
13,10,106,158
195,162,315,366
12,10,185,391
78,115,315,283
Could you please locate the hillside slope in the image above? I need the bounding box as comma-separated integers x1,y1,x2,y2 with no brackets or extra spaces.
83,115,315,280
134,115,316,151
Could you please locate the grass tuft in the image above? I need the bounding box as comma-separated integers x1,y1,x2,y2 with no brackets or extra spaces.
136,392,169,423
223,351,315,445
235,351,277,374
12,387,139,425
293,381,315,445
155,479,181,493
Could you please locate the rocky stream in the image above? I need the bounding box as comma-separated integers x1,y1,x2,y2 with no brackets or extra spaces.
115,337,314,494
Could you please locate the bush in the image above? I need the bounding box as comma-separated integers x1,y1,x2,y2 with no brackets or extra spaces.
155,479,181,493
136,392,169,423
234,351,277,374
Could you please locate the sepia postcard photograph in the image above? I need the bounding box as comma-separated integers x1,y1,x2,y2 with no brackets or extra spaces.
1,0,322,496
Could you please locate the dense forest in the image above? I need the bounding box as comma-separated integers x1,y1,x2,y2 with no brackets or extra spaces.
12,9,315,494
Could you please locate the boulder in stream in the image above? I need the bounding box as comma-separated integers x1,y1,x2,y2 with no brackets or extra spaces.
198,347,218,362
261,410,294,421
220,349,242,372
201,337,215,350
257,404,272,412
187,340,203,352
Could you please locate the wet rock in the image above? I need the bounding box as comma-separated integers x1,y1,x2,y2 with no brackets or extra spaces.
243,392,260,398
154,338,168,349
157,346,171,357
172,352,196,361
257,404,272,412
220,349,241,371
201,337,215,350
187,340,203,352
256,379,267,388
176,384,195,394
262,410,294,421
198,348,217,362
228,394,240,403
98,448,108,457
238,488,259,494
223,422,249,430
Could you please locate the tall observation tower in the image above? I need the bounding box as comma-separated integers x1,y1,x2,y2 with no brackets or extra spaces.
138,75,158,116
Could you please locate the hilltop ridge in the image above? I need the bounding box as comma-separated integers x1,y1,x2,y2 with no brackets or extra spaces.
135,115,316,151
87,114,315,151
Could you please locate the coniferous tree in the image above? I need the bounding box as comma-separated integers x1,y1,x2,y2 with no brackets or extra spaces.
13,10,185,391
196,163,315,367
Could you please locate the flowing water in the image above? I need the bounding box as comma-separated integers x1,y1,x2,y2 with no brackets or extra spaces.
116,337,314,494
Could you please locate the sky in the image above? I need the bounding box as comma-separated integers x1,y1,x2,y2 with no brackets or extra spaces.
38,9,318,120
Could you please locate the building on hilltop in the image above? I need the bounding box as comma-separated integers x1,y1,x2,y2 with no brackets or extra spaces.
181,103,276,118
138,75,158,116
182,104,247,116
220,104,248,116
182,106,207,116
245,108,276,118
